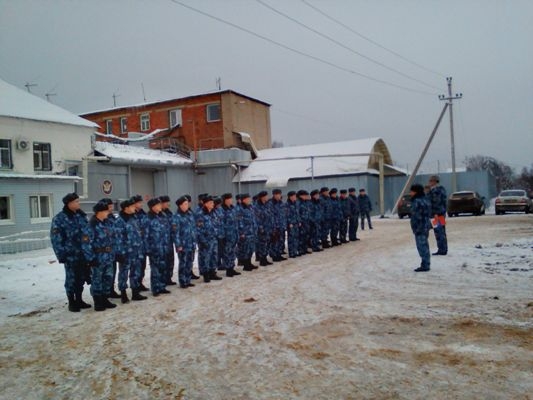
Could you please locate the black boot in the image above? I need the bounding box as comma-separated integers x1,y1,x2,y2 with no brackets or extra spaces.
75,292,92,309
203,274,211,283
231,268,241,276
67,294,80,312
131,289,147,301
139,282,149,292
226,268,235,277
93,296,106,312
109,288,121,299
121,290,129,304
191,272,200,280
245,258,258,270
237,258,244,266
210,270,223,280
102,296,117,309
259,258,269,266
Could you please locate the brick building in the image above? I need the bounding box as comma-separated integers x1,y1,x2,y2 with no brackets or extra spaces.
80,90,272,157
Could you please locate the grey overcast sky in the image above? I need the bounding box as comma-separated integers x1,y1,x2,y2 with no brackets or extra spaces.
1,0,532,172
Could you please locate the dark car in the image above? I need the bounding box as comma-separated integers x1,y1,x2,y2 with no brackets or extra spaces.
397,194,412,219
495,189,533,214
447,191,485,217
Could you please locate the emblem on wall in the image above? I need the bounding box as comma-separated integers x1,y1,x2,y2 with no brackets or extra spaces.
102,179,113,195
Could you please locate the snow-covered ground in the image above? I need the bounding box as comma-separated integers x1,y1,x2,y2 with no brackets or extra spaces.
0,214,532,399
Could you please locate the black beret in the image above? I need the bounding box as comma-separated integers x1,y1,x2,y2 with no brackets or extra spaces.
93,201,108,213
340,189,347,194
310,189,319,196
240,193,250,200
131,194,143,203
176,196,189,206
272,189,282,195
320,187,329,193
203,195,214,203
222,193,233,200
330,188,338,194
120,199,134,209
348,188,356,192
287,191,297,197
100,198,113,205
184,194,192,202
297,190,305,196
62,192,79,205
214,196,222,205
147,198,161,209
359,188,365,192
198,193,209,201
258,190,268,198
159,195,170,203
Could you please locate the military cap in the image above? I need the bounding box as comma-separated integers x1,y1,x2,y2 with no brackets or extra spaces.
62,192,79,205
131,194,143,203
272,189,282,195
258,190,268,198
298,190,308,196
222,193,233,200
198,193,209,201
184,194,192,202
214,196,222,205
348,188,356,193
147,198,161,209
100,198,113,205
410,183,425,196
310,189,319,196
330,188,338,194
287,191,297,197
359,188,366,192
340,189,347,194
120,199,134,209
320,187,329,193
159,195,170,203
93,201,108,213
203,195,214,203
176,196,188,206
235,194,242,201
240,193,250,200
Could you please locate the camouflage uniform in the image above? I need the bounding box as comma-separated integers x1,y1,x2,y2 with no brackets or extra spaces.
254,198,273,264
172,208,197,287
339,194,351,243
329,193,343,245
286,197,301,257
196,207,218,277
236,201,257,262
220,204,239,270
268,197,286,260
348,192,360,240
50,206,90,296
309,195,323,251
161,207,176,284
133,208,149,284
410,191,432,270
297,195,310,255
104,212,119,293
429,185,448,255
81,216,116,297
319,192,332,247
115,211,145,291
146,210,170,295
358,193,373,229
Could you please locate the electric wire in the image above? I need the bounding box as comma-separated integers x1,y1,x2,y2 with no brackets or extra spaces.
169,0,437,96
256,0,441,91
301,0,446,78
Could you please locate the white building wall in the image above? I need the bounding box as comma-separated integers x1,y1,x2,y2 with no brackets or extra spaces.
0,116,94,174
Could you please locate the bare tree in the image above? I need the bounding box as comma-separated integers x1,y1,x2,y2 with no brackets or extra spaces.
464,155,515,192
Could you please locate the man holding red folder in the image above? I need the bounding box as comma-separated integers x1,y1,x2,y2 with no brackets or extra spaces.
428,175,448,255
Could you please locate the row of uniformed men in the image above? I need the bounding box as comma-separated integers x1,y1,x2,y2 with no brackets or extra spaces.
51,186,371,312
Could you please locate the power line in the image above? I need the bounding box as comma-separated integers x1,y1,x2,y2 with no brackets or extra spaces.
301,0,446,78
256,0,441,91
169,0,437,96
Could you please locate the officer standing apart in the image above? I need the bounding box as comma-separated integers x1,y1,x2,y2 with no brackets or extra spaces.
358,188,373,230
428,175,448,255
51,193,92,312
409,184,432,272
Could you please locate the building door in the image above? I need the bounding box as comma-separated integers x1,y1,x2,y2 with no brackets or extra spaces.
131,168,154,202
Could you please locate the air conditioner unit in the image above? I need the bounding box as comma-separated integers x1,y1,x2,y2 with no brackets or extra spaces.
16,138,31,151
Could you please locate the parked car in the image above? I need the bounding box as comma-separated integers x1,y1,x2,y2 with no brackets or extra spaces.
397,194,412,219
495,189,533,214
447,191,485,217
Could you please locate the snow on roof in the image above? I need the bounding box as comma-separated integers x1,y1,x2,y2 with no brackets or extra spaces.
0,78,98,129
234,138,395,183
94,141,192,167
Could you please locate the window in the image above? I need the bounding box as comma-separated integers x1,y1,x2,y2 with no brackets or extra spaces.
0,195,14,224
120,117,128,134
29,195,51,221
0,139,12,169
105,119,113,134
169,109,182,128
33,142,52,171
140,113,150,131
206,103,221,122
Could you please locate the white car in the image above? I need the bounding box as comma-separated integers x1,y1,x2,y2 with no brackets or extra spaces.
495,190,533,214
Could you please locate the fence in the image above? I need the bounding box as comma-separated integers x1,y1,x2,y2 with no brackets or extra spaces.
0,230,51,254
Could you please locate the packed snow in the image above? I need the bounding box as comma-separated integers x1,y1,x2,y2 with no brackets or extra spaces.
0,214,532,399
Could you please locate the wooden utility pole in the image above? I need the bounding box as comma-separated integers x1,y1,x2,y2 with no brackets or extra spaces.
439,77,462,192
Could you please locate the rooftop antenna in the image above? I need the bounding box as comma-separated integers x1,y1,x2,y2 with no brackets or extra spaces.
45,91,57,102
24,82,37,93
112,91,121,107
216,77,222,90
141,82,147,102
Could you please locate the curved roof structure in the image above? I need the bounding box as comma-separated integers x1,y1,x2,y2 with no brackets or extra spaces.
233,137,403,185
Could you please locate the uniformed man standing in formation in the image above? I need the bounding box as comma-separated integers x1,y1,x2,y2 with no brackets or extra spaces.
52,185,367,312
